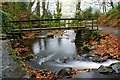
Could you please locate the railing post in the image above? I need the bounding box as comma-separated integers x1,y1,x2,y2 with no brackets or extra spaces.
19,21,22,38
50,20,51,31
39,20,41,33
64,20,66,28
68,20,70,28
85,19,86,27
49,19,51,30
29,21,32,32
97,18,99,30
59,19,60,30
92,19,93,29
80,20,82,26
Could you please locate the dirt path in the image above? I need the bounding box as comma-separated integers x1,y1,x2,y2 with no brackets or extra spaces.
1,40,26,79
99,25,120,39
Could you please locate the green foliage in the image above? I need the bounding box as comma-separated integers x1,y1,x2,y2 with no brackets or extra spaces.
60,21,66,26
75,2,82,18
91,30,100,37
92,10,102,18
82,7,93,19
50,22,57,27
47,10,53,19
109,11,120,20
7,45,18,61
116,4,120,10
105,41,111,45
82,30,101,44
23,53,34,61
97,38,101,45
75,11,83,19
54,2,62,18
23,25,30,29
106,8,116,16
1,9,14,33
18,2,28,10
106,4,120,20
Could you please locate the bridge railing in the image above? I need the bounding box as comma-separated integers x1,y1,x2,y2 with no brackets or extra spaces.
7,18,99,32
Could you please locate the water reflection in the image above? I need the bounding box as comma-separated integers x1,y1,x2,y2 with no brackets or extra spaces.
33,39,48,55
32,31,77,58
27,30,120,73
58,37,62,46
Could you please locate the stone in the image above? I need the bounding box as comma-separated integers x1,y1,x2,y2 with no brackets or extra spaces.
60,58,69,63
98,65,113,74
110,62,120,73
47,33,54,38
92,56,107,62
57,67,73,78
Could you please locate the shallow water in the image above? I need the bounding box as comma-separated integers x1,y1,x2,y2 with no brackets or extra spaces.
25,30,120,73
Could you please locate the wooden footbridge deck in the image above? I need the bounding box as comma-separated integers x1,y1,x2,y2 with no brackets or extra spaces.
8,18,99,33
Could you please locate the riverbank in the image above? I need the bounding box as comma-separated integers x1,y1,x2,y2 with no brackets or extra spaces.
1,40,26,79
1,28,120,79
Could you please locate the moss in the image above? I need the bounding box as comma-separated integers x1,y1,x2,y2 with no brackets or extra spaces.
23,53,34,61
7,44,18,61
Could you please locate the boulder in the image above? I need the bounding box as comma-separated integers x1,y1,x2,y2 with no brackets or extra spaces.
98,65,113,74
110,62,120,73
57,67,73,78
59,57,73,63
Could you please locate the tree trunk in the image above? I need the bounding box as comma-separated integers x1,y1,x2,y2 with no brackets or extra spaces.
75,0,81,18
42,0,46,19
102,0,106,14
28,0,35,11
110,0,114,9
36,0,40,16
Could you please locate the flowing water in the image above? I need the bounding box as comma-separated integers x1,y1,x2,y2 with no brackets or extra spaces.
25,30,120,78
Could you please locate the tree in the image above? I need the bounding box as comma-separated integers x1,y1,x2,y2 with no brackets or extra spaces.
82,7,93,19
75,0,81,18
36,0,40,16
41,0,52,19
28,0,35,10
110,0,114,9
92,9,101,18
54,0,62,19
42,0,46,19
102,0,107,14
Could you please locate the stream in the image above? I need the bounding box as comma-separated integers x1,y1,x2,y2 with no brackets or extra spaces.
25,30,120,78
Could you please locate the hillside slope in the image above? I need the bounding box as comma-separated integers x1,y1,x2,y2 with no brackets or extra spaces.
98,5,120,27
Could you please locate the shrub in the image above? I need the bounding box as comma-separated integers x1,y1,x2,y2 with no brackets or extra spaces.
1,10,14,33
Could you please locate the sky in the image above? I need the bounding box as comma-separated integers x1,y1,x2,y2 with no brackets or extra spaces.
31,0,119,18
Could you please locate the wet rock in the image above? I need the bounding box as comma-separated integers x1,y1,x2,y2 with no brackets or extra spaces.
57,67,73,78
54,59,62,63
98,65,113,74
47,33,54,38
110,62,120,73
64,34,69,36
59,57,72,63
37,36,47,39
92,56,107,62
71,39,75,43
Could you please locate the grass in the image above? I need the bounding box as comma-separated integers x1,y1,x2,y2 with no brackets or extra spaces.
7,44,18,61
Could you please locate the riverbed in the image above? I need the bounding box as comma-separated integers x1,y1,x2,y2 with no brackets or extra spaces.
24,30,120,78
